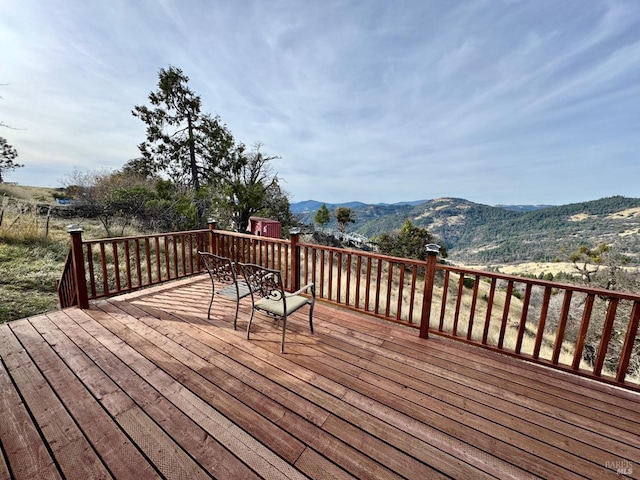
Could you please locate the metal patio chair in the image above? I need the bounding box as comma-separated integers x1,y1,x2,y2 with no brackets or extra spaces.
238,262,315,353
199,252,252,329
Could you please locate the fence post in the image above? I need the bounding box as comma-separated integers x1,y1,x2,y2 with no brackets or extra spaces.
208,219,217,255
419,244,440,339
68,224,89,309
289,228,301,292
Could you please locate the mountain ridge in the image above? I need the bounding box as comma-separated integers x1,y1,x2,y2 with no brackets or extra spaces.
291,199,429,214
292,196,640,265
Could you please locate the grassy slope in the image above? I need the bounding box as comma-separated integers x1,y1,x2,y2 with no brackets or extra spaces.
1,185,71,322
0,239,67,322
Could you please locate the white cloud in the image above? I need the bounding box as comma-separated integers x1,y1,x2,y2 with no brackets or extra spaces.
1,0,639,205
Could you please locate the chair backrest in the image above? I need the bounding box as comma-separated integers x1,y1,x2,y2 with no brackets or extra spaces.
199,252,238,283
238,263,284,301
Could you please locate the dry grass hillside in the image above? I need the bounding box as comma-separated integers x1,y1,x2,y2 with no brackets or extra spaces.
0,183,62,203
0,184,103,322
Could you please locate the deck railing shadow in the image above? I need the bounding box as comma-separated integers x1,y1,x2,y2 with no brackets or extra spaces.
57,222,640,392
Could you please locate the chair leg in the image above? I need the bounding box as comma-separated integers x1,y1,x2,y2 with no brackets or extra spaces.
233,297,239,330
308,303,314,334
246,308,255,340
280,313,287,353
232,282,241,330
207,277,215,319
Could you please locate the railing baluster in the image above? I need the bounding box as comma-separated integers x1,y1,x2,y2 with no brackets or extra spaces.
439,271,450,332
345,253,352,307
533,286,552,359
396,263,405,322
515,283,532,354
374,258,382,315
498,281,513,349
163,235,170,279
319,250,325,299
180,234,186,276
328,251,334,301
135,239,142,287
572,294,595,370
482,278,497,345
124,240,132,290
355,256,362,308
453,273,465,336
86,244,96,298
466,275,480,341
552,290,573,364
311,248,317,296
145,238,152,285
593,298,619,376
616,301,640,383
278,243,284,279
187,234,194,274
172,235,179,278
364,258,372,312
336,252,343,304
408,264,417,324
99,243,109,295
112,241,121,292
385,261,394,318
154,237,161,281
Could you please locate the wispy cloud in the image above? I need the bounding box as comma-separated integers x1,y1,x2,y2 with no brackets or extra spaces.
1,0,639,205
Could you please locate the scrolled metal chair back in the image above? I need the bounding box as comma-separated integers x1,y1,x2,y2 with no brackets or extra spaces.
240,263,283,300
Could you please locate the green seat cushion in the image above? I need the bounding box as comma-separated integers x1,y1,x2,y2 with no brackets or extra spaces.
218,280,252,300
255,295,309,316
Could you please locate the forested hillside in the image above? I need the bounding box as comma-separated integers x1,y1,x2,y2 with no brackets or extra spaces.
294,196,640,265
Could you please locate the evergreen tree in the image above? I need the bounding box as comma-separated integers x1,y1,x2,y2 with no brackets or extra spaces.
376,219,446,261
314,204,330,230
335,207,356,233
0,137,21,183
132,65,238,221
206,143,291,232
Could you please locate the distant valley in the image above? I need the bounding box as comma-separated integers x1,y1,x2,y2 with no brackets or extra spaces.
291,196,640,266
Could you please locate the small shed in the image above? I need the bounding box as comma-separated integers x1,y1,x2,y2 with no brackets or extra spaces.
247,217,282,238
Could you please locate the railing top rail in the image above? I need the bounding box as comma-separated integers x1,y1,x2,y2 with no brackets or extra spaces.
82,229,210,245
438,263,640,301
213,229,290,245
298,241,431,264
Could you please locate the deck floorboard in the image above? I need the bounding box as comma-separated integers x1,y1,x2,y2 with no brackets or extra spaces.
0,275,638,479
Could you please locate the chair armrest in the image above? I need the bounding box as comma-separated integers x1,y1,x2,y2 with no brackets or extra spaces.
287,283,315,297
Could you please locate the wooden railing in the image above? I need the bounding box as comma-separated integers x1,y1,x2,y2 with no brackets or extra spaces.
58,224,213,308
58,225,640,391
56,249,77,308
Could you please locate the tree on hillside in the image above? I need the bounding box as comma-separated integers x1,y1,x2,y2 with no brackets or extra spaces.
130,66,293,232
0,137,21,183
335,207,356,234
260,181,295,231
64,168,159,236
314,204,330,230
566,242,639,294
569,243,609,285
375,219,447,261
132,66,238,221
208,143,291,232
64,168,203,234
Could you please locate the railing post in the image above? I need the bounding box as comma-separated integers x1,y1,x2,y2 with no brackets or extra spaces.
290,228,301,292
67,224,89,309
208,218,217,255
419,244,440,339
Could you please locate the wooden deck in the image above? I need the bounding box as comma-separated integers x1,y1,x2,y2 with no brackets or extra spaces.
1,275,639,479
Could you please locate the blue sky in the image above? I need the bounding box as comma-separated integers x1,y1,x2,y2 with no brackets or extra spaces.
1,0,639,206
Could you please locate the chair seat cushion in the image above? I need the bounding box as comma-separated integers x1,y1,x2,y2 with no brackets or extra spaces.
218,280,252,300
255,295,309,316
